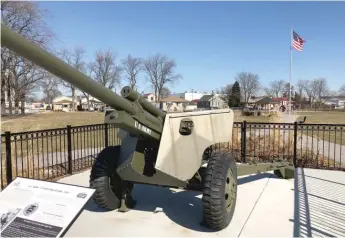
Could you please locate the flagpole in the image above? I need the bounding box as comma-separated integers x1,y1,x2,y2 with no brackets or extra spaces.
289,26,293,115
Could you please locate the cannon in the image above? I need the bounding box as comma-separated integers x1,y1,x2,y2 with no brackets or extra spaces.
1,24,294,231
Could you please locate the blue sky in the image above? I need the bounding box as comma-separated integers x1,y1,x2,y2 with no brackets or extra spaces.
38,1,345,95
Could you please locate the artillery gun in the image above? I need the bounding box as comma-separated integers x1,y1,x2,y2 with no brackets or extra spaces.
1,24,294,231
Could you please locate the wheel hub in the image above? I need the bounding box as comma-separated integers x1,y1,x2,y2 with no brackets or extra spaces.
225,168,236,212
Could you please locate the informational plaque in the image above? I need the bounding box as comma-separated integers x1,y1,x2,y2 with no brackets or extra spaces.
0,177,95,237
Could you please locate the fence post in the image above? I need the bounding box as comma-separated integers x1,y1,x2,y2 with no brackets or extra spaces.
241,121,247,163
293,121,298,168
67,125,72,174
5,131,13,185
104,123,109,147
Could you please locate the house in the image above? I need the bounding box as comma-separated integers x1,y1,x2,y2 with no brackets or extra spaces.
174,91,206,101
184,99,199,111
52,96,76,112
197,95,227,110
254,97,281,110
78,96,102,111
159,96,188,112
143,93,156,103
247,96,295,111
321,96,345,109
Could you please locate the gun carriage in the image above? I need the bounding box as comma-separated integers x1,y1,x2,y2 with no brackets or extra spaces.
1,24,294,231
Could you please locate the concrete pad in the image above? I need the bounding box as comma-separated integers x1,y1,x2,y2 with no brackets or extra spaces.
56,168,345,237
238,174,295,237
293,168,345,237
58,170,286,237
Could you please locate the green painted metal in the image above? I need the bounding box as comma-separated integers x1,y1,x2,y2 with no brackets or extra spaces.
116,150,187,188
236,162,294,177
274,166,295,179
106,110,162,140
121,86,165,119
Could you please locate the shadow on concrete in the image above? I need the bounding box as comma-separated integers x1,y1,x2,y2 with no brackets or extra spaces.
85,172,280,232
291,168,345,237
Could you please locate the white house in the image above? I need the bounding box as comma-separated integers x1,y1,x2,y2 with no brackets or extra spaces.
143,93,156,103
159,96,188,112
184,100,199,111
79,96,102,111
197,95,227,110
321,96,345,109
174,91,206,101
52,96,75,112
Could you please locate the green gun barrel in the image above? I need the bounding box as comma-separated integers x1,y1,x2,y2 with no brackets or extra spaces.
1,24,165,139
121,86,165,119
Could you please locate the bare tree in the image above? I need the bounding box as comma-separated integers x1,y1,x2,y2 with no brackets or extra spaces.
58,47,86,111
235,72,260,103
121,54,142,90
1,1,54,115
142,54,181,102
307,80,318,106
15,62,47,113
219,84,233,105
268,80,286,97
160,87,171,98
296,80,305,98
302,79,328,108
89,49,122,91
314,78,329,107
339,84,345,96
39,73,61,104
264,87,275,97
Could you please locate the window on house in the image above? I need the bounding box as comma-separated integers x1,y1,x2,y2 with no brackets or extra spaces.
150,97,153,100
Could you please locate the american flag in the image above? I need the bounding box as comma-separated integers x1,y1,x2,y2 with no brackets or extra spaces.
292,31,305,52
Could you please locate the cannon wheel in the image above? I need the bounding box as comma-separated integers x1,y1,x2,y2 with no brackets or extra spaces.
201,152,237,231
89,146,133,210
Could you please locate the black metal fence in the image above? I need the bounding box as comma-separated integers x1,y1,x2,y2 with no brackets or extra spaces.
1,121,345,190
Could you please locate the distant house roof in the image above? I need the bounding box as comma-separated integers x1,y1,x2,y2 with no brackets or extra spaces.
160,96,187,103
246,96,265,103
143,93,154,97
272,97,289,102
54,99,72,104
189,99,200,105
321,96,345,100
255,97,280,105
53,96,72,103
199,95,213,101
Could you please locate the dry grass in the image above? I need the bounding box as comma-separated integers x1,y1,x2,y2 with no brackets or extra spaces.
235,110,345,124
2,110,344,133
215,130,344,169
1,111,104,133
2,125,118,155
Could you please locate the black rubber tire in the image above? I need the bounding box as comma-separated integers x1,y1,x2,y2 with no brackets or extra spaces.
89,146,130,210
201,152,238,231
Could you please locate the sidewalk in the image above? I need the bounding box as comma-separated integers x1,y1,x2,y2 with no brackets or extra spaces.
59,168,345,237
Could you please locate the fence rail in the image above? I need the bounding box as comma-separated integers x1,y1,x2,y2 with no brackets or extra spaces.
1,121,344,190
